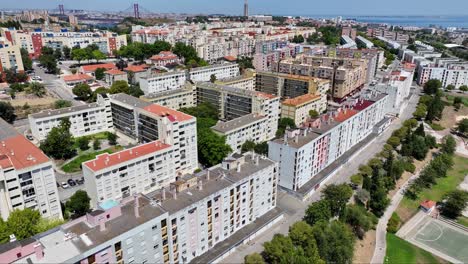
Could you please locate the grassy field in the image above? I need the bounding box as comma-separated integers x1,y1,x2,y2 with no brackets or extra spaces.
73,132,111,149
61,146,122,173
385,233,445,264
397,155,468,223
458,216,468,228
445,94,468,107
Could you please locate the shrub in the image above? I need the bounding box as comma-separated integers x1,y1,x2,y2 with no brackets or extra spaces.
403,162,416,173
350,174,363,185
387,212,401,233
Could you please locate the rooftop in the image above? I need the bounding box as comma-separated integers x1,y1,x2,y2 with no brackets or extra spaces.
124,64,149,73
80,63,116,73
105,69,126,75
110,93,152,109
143,104,195,123
83,141,172,172
0,134,50,170
211,113,267,134
30,103,101,119
63,74,94,82
282,93,321,107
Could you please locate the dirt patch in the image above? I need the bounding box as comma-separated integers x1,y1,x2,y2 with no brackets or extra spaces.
436,105,468,129
353,229,376,264
8,93,57,119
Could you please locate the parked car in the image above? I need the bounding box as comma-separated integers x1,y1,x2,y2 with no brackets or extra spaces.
61,182,69,189
67,179,76,187
76,177,85,185
26,134,34,141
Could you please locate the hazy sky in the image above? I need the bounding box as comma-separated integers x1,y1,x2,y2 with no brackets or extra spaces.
1,0,467,16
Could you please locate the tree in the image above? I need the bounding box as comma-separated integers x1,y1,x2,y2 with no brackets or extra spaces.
426,93,444,122
441,135,456,154
369,166,390,217
180,102,219,120
63,46,71,60
423,79,442,94
91,87,110,102
66,190,91,218
292,34,305,43
54,100,72,109
241,140,256,153
26,82,46,97
76,137,90,151
92,49,106,62
304,200,332,226
460,85,468,92
426,134,438,149
414,123,425,137
109,80,130,94
440,190,468,219
309,109,319,118
355,189,370,207
197,125,232,167
387,136,401,148
6,208,41,240
39,48,58,74
359,165,373,177
311,220,355,264
72,83,93,101
254,142,268,155
93,139,101,150
129,85,144,97
20,48,32,71
71,48,88,65
107,132,118,145
322,184,353,217
237,56,254,71
40,119,76,159
276,117,296,137
54,48,63,60
412,135,429,160
244,253,265,264
3,68,28,83
210,74,217,83
263,234,295,264
446,84,455,91
403,118,418,129
0,102,16,123
94,68,106,80
342,205,376,239
289,221,324,264
456,118,468,136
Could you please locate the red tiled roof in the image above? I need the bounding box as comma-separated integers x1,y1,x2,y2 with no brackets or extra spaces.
224,56,237,62
63,74,94,82
143,104,194,123
333,109,358,122
282,93,321,106
105,69,126,75
420,200,436,209
124,64,148,73
83,141,171,172
352,100,374,111
0,135,50,170
81,63,116,73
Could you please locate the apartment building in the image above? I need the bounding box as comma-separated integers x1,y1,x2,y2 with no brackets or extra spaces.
324,48,385,81
367,27,409,44
341,27,357,40
110,94,198,175
188,63,240,82
29,95,113,141
356,36,374,48
0,153,279,264
0,118,62,221
274,55,368,100
140,85,196,110
83,141,176,207
417,61,468,88
148,51,181,67
0,40,24,73
253,42,302,72
211,113,269,152
376,36,401,49
371,64,415,115
269,92,387,192
215,69,256,91
281,93,326,126
340,35,357,49
139,71,187,95
105,69,128,86
255,71,330,99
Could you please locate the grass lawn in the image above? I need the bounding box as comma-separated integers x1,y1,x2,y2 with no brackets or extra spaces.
397,155,468,223
73,132,111,148
445,94,468,107
458,216,468,228
385,233,444,264
61,146,122,173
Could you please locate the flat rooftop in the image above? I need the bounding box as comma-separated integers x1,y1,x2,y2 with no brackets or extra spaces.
110,93,152,109
282,93,321,107
30,103,101,119
211,113,267,134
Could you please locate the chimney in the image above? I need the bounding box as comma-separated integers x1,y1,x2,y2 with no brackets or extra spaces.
255,155,259,165
99,218,106,232
206,170,210,180
173,189,177,200
134,194,140,218
236,162,241,172
198,179,203,190
34,243,44,260
303,129,307,137
9,234,16,243
161,187,166,200
294,134,299,143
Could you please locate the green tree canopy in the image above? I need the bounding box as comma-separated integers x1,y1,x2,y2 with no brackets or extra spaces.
72,83,93,101
322,184,353,217
441,135,456,154
342,205,376,239
66,190,91,219
440,190,468,219
40,119,76,159
94,68,106,80
109,80,130,94
241,140,256,153
6,208,41,240
0,101,16,123
26,82,46,97
304,200,332,226
311,220,355,264
423,79,442,94
20,48,33,71
54,100,73,109
244,253,265,264
456,118,468,136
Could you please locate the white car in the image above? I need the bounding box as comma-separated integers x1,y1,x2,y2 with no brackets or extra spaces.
61,182,69,189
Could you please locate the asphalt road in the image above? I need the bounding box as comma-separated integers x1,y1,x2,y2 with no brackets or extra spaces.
222,89,420,264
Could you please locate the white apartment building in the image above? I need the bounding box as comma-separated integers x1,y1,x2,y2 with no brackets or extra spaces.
0,40,24,72
417,62,468,88
269,92,387,193
216,70,256,91
83,141,176,207
29,95,113,141
0,152,279,264
211,113,269,152
189,63,240,82
0,118,62,221
376,36,401,49
139,71,187,95
110,94,198,175
356,36,374,48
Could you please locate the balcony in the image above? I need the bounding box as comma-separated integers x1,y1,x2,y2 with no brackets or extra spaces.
163,245,169,254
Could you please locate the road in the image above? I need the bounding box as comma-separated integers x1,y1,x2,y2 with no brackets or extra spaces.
222,90,420,263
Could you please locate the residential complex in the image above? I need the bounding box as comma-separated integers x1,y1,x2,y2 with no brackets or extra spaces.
274,55,368,100
29,95,113,141
268,92,388,194
0,118,62,221
281,93,325,126
0,153,279,264
417,60,468,88
188,63,240,83
140,84,196,110
215,69,256,91
0,38,24,73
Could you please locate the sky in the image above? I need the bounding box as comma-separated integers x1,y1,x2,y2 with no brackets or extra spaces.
1,0,467,16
